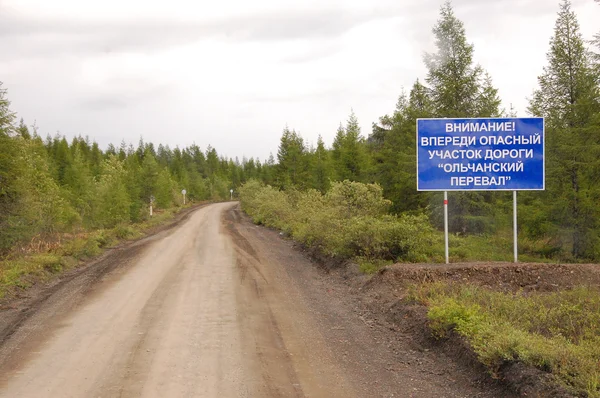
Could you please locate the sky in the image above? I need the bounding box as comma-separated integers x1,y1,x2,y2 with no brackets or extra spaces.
1,0,599,162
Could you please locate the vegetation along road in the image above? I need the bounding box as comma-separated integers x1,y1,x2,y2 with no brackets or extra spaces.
0,203,511,397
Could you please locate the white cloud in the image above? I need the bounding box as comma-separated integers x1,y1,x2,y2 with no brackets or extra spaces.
0,0,598,161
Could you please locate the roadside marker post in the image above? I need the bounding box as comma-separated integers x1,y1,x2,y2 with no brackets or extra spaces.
230,189,233,201
150,195,155,217
444,191,449,264
182,189,187,205
416,118,544,264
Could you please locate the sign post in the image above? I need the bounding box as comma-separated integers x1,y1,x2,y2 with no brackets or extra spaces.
230,189,233,201
149,195,155,217
513,190,518,263
444,191,449,264
182,189,187,205
417,118,544,263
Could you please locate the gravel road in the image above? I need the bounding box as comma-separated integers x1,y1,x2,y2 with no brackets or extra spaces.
0,202,505,397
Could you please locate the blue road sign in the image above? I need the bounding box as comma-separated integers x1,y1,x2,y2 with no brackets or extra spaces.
417,118,544,191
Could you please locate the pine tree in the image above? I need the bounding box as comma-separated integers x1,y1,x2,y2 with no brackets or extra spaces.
0,83,19,253
529,0,597,128
341,110,368,182
63,145,93,221
139,151,160,203
371,81,433,214
17,119,31,139
155,168,175,209
424,1,483,117
89,142,103,178
189,144,206,176
205,146,219,178
476,73,502,117
94,156,131,227
421,2,504,233
276,127,309,189
331,123,346,180
528,0,600,259
312,135,332,193
261,153,276,185
0,82,14,135
590,0,599,74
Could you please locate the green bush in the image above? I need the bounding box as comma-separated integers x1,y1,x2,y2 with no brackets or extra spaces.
239,179,438,263
413,283,600,397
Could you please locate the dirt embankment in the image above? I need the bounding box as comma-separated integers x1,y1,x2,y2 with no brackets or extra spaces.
316,260,600,397
365,262,600,294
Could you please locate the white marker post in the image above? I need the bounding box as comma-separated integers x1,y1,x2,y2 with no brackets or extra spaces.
150,195,155,217
182,189,187,205
513,190,518,263
444,191,449,264
230,189,233,201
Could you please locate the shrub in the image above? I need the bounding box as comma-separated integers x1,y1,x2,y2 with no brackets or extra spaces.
414,283,600,397
239,180,438,263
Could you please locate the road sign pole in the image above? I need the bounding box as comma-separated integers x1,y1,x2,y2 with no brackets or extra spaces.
513,190,518,263
444,191,449,264
183,193,186,205
150,205,153,217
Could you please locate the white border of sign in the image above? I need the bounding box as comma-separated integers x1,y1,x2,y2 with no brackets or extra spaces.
416,117,545,191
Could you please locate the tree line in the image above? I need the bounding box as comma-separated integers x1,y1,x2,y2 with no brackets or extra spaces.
0,103,276,255
268,0,600,261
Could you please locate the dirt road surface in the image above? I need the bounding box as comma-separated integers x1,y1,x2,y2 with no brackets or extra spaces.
0,203,508,397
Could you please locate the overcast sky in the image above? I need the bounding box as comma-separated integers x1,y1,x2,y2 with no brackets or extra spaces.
1,0,598,161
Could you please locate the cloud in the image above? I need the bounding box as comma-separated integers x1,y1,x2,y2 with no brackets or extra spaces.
76,80,173,111
1,0,598,163
0,7,403,61
78,97,128,111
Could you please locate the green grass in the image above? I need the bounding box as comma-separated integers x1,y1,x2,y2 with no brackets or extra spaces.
0,206,188,299
418,229,560,264
410,282,600,397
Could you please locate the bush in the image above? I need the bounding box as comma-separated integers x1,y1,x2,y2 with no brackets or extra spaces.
239,179,438,263
413,283,600,397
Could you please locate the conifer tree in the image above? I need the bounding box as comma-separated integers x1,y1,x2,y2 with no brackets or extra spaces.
341,110,367,182
424,1,483,117
528,0,600,259
422,2,503,233
331,123,346,180
275,127,309,189
312,135,332,193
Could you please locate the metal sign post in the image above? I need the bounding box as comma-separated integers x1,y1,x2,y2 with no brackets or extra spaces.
444,191,449,264
513,191,518,263
182,189,187,205
416,118,545,263
230,189,233,201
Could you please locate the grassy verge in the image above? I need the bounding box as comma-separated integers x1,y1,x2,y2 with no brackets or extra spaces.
410,282,600,397
0,206,192,300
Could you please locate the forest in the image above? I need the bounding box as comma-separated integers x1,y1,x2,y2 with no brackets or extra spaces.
1,0,600,262
244,0,600,263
